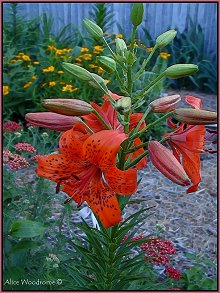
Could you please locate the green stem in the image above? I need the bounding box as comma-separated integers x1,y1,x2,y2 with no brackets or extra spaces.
129,26,137,53
133,106,151,133
135,46,157,80
125,131,171,170
102,37,127,71
129,110,174,140
133,71,166,99
92,108,112,130
125,141,148,153
79,119,94,134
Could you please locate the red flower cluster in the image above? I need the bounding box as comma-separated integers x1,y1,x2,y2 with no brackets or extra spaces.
14,143,36,153
3,121,22,132
140,237,176,265
3,149,30,170
165,266,182,280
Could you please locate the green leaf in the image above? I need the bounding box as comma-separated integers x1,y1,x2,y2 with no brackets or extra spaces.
9,240,38,254
9,220,46,238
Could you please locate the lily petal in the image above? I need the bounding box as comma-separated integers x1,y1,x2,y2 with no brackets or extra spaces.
185,95,202,109
83,130,127,167
36,154,83,182
104,165,137,195
59,124,90,158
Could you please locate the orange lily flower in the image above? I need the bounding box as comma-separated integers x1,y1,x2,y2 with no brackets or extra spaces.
165,96,205,193
36,124,137,228
83,93,147,169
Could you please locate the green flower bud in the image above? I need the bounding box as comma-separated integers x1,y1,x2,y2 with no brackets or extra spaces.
96,56,116,73
88,73,108,89
62,63,92,81
83,18,103,39
130,3,144,27
116,38,127,55
115,97,131,114
156,30,177,48
165,64,198,79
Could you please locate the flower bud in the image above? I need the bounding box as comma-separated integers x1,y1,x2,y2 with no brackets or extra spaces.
62,62,92,81
41,99,93,116
130,3,144,27
149,95,181,113
116,38,127,55
96,56,116,73
156,30,177,48
83,18,103,39
115,97,131,114
173,108,217,125
88,73,108,90
148,141,191,186
25,112,81,131
165,64,198,79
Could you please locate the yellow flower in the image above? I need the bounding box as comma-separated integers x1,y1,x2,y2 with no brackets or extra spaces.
105,79,110,84
81,53,92,61
160,52,171,60
81,47,90,53
97,66,104,74
43,66,55,73
116,33,123,39
49,81,56,87
147,47,153,52
33,61,40,65
62,84,78,93
3,85,9,96
18,52,24,56
93,45,104,54
57,70,64,74
23,81,33,88
31,75,37,80
22,55,31,61
75,57,82,63
89,64,98,69
47,45,56,51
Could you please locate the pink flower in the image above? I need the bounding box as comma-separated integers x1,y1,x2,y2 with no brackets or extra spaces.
3,121,22,132
165,266,182,280
3,150,30,170
14,143,36,153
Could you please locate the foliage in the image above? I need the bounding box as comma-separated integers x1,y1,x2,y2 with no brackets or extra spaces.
180,253,217,290
168,18,217,93
89,3,114,32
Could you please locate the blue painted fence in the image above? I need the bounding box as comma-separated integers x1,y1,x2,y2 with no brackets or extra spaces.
3,2,217,58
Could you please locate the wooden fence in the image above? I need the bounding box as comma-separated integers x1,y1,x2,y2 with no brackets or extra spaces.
3,2,217,58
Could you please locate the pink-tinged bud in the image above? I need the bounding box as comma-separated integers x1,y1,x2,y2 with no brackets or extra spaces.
41,99,93,116
148,141,191,186
173,108,217,125
149,95,181,113
25,112,81,131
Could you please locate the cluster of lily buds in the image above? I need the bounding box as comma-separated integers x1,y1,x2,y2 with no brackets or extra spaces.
148,141,191,186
